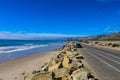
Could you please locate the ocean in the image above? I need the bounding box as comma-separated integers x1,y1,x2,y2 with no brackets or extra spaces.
0,39,65,62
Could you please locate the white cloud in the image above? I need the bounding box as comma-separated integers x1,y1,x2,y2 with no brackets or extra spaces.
104,26,111,32
0,31,87,40
104,26,120,33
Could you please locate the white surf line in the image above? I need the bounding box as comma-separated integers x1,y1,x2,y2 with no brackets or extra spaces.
90,47,120,60
88,49,120,65
86,50,120,73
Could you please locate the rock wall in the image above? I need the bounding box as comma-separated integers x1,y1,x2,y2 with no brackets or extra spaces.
23,42,97,80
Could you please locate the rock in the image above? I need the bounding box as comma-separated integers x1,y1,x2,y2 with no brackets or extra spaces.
89,78,95,80
56,52,65,61
66,51,73,56
62,56,71,68
65,46,71,51
48,57,57,67
62,73,71,80
53,68,70,79
69,61,83,71
75,55,84,59
48,62,62,71
24,41,96,80
71,68,90,80
48,52,64,67
40,63,48,71
71,48,77,52
25,72,55,80
62,55,83,71
72,57,81,63
68,52,79,58
32,70,37,74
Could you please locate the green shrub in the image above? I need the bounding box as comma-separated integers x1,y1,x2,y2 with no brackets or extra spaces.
111,44,119,47
108,43,112,46
94,41,99,44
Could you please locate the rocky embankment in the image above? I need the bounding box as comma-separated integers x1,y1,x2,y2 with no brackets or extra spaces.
22,42,97,80
82,41,120,50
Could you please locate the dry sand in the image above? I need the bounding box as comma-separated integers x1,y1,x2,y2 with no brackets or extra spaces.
0,51,56,80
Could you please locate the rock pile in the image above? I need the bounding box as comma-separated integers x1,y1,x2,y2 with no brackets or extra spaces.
24,42,96,80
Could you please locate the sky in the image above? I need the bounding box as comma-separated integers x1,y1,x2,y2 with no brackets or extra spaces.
0,0,120,39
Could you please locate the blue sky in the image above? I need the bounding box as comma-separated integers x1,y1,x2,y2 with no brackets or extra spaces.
0,0,120,39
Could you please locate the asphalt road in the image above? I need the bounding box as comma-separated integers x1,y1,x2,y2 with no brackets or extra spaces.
79,43,120,80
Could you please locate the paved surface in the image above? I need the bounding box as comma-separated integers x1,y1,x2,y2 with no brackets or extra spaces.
79,43,120,80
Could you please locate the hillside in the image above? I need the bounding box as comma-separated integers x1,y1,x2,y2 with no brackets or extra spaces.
81,32,120,41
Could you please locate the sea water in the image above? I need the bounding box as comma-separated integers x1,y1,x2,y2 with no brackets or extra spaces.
0,39,65,62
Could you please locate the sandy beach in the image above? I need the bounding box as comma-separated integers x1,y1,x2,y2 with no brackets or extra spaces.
0,51,56,80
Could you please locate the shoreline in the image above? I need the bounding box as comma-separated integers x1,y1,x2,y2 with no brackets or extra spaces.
0,50,57,80
0,44,64,62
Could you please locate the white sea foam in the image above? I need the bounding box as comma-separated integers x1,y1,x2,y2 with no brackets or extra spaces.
0,44,49,54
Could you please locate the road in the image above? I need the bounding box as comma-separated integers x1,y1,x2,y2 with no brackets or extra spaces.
79,43,120,80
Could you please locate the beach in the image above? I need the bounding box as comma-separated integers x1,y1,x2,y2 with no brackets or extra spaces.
0,41,99,80
0,50,56,80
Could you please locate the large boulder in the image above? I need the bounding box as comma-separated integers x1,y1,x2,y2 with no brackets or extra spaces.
53,68,70,79
48,57,57,67
62,56,71,68
62,55,83,71
71,68,90,80
56,52,65,61
48,62,63,71
75,55,84,60
66,51,73,56
25,72,55,80
62,73,71,80
40,63,48,71
69,61,83,71
48,52,65,67
68,52,79,58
